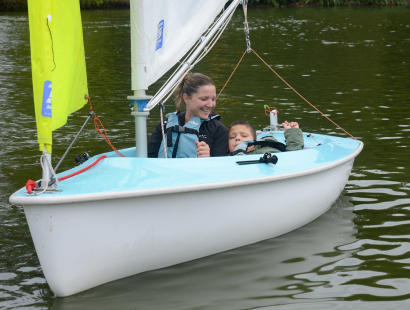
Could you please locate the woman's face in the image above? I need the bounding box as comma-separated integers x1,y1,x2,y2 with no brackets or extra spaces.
183,85,216,120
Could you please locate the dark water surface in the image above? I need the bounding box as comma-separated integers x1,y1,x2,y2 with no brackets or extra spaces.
1,6,410,309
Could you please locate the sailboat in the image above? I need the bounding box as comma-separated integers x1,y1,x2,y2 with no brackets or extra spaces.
9,0,363,297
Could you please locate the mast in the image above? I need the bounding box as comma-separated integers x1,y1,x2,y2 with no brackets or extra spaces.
128,0,150,158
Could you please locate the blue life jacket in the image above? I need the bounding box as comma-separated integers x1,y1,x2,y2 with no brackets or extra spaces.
158,113,218,158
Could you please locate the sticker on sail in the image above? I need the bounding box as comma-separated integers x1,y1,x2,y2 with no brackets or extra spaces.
42,80,52,118
156,20,164,51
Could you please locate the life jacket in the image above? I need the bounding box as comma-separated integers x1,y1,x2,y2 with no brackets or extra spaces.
158,112,218,158
230,137,286,156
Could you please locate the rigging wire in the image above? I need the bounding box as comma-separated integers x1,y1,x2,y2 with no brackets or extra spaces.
25,155,108,195
242,0,251,53
250,49,357,140
158,102,168,158
217,50,247,100
215,0,357,140
25,151,58,196
192,8,235,65
36,151,58,195
216,49,357,140
86,96,126,157
148,6,230,108
152,0,356,142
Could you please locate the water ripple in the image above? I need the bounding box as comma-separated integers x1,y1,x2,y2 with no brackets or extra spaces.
2,7,410,310
355,198,410,211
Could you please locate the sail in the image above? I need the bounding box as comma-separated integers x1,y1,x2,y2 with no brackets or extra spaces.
28,0,88,153
130,0,228,91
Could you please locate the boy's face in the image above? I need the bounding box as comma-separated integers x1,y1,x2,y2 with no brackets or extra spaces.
228,124,255,152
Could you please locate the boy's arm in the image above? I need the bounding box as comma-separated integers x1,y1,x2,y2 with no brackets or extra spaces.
284,128,304,151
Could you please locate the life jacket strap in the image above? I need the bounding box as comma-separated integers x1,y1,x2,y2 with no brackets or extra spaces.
251,140,287,152
230,149,247,156
166,125,199,147
229,139,286,156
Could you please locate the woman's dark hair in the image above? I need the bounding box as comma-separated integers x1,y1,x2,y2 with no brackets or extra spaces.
229,120,257,140
175,72,215,110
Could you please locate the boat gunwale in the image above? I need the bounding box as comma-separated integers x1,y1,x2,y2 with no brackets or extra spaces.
9,141,363,206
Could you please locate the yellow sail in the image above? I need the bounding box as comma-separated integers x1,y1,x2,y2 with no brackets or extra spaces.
28,0,88,153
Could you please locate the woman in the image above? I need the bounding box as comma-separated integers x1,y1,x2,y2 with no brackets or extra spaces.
148,73,228,158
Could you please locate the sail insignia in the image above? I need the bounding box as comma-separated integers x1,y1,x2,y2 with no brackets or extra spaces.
41,81,52,118
156,20,164,51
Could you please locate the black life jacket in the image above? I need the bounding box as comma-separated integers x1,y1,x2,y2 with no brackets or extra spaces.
230,138,286,156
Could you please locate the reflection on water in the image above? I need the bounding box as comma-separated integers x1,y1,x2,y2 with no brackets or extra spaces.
1,6,410,310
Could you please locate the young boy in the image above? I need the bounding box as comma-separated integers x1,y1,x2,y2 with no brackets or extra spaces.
228,120,304,155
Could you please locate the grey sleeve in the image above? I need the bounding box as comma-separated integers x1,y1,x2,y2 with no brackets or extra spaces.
284,128,304,151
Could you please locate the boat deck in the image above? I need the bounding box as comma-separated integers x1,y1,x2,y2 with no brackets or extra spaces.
10,132,363,205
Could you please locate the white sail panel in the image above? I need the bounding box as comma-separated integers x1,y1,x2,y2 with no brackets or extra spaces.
131,0,228,90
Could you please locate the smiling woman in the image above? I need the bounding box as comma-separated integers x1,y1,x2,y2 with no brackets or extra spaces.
147,73,229,158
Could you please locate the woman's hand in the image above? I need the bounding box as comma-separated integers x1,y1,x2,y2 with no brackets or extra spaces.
195,141,210,157
282,121,299,130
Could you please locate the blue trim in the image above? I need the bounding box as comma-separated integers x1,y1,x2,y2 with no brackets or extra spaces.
156,20,164,51
130,100,149,112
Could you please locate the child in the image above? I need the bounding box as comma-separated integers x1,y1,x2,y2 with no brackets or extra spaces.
228,120,304,155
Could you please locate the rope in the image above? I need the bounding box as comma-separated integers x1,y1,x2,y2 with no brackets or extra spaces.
216,48,356,140
251,49,357,140
264,106,278,118
25,155,107,194
57,155,107,181
217,50,247,100
28,151,59,195
85,96,126,157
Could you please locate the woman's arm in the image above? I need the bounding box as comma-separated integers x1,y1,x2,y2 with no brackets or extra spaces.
210,122,229,157
195,141,210,157
147,121,164,158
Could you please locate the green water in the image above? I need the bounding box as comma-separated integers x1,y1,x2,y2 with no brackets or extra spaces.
1,6,410,309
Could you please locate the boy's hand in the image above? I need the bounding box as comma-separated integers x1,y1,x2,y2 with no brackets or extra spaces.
282,121,299,130
195,141,210,157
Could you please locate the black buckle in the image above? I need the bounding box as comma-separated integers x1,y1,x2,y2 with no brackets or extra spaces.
236,153,278,165
173,125,185,133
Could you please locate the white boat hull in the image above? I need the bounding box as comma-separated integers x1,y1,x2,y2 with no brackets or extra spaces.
23,159,354,297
